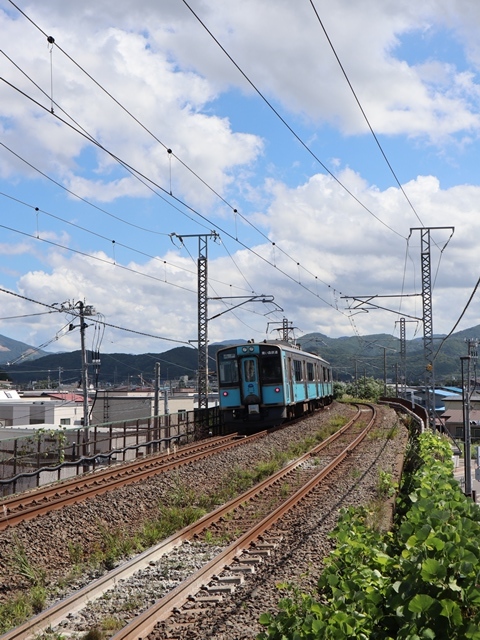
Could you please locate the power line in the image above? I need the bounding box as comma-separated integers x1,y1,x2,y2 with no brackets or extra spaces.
0,222,198,294
181,0,406,240
0,81,349,314
0,187,258,297
0,287,193,346
308,0,425,228
2,3,380,318
433,274,480,361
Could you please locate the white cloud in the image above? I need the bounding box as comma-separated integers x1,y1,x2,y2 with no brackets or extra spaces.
2,0,480,357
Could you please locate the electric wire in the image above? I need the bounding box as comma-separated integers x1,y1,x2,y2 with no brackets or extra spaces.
0,80,349,314
0,311,59,320
308,0,425,228
4,2,237,214
0,287,193,347
0,188,258,297
0,222,198,295
3,2,402,309
178,236,275,335
5,321,73,365
3,14,312,284
433,275,480,361
1,76,348,314
181,0,406,240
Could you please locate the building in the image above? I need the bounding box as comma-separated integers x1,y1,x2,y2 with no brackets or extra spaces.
0,389,84,432
90,389,196,424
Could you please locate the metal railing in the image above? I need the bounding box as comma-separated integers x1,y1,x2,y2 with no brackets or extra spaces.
0,407,221,496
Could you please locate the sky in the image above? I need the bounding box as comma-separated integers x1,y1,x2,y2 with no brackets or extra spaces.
1,0,480,360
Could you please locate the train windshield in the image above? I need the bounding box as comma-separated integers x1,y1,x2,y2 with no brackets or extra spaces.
218,350,239,384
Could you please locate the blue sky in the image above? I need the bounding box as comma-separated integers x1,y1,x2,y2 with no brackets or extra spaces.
1,0,480,358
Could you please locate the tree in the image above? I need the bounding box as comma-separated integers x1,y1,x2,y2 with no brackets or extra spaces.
344,376,384,401
333,381,346,400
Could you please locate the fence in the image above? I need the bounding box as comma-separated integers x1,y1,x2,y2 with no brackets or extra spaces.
0,407,221,497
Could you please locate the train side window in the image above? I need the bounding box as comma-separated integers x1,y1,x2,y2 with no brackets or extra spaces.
307,362,314,381
294,360,302,382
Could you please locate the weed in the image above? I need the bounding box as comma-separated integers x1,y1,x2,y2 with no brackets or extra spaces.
280,483,291,497
82,627,104,640
101,616,125,633
386,425,398,440
376,470,397,499
30,586,47,614
204,528,233,545
35,629,67,640
0,593,32,634
67,541,84,565
11,538,46,587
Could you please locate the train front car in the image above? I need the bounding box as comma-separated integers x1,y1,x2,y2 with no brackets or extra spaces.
216,342,287,429
216,341,333,430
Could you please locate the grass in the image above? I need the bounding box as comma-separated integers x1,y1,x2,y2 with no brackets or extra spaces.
0,593,34,633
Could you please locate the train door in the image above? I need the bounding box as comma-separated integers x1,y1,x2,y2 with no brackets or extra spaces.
287,356,294,403
281,355,291,404
242,357,261,414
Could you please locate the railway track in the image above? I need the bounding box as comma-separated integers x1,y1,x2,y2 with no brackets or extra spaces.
0,432,265,530
0,403,377,640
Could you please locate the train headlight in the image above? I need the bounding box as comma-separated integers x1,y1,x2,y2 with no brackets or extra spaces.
248,346,254,352
223,391,229,397
275,387,280,393
242,347,248,353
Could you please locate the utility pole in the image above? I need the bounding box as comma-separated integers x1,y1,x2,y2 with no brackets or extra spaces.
78,301,94,428
462,339,478,499
377,346,391,397
461,355,472,498
64,301,96,450
62,300,96,427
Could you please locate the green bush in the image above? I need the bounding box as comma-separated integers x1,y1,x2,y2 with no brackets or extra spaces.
258,431,480,639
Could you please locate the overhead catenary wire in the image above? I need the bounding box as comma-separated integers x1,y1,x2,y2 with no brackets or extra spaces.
3,2,398,310
0,187,261,298
180,0,406,240
308,0,425,229
0,80,350,315
0,287,193,347
0,222,198,295
433,275,480,362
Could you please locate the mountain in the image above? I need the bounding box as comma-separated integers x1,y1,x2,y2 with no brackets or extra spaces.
296,328,477,385
2,326,479,388
0,334,49,365
3,345,225,388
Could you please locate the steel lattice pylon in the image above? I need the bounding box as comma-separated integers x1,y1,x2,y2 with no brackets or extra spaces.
410,226,454,429
197,234,209,411
171,231,218,413
399,317,406,396
420,228,435,426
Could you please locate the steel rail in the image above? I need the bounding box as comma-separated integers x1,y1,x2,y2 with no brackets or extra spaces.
1,434,238,508
111,405,376,640
112,404,376,640
0,405,370,640
0,433,266,530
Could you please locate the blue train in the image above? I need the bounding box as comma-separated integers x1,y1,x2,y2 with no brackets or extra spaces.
216,340,333,429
